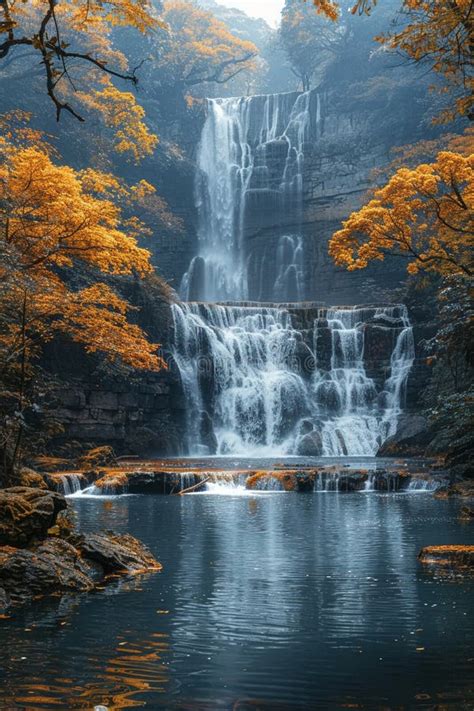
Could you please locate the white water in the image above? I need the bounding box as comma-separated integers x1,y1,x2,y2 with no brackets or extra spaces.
406,478,440,492
58,473,84,496
181,92,314,302
194,481,277,496
173,91,415,458
172,303,414,457
315,306,415,456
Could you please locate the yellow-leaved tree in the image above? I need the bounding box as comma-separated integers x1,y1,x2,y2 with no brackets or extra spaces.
156,1,258,90
0,0,159,159
311,0,474,121
329,148,473,277
0,128,165,480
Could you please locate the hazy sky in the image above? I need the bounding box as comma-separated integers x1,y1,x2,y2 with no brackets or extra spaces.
217,0,284,26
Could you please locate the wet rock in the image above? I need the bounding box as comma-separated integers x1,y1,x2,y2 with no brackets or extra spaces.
295,473,315,492
418,545,474,568
79,532,160,574
94,471,129,494
378,414,431,457
444,432,474,479
0,529,160,610
0,586,10,610
363,324,397,370
0,486,161,610
290,341,315,377
0,538,96,608
313,326,332,371
200,411,218,455
78,446,116,470
17,468,48,489
299,419,315,435
459,507,474,521
0,487,67,547
296,431,323,456
434,480,474,499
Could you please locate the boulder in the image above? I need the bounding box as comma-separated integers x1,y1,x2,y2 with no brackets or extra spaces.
0,487,67,547
0,530,160,610
0,538,96,608
378,414,431,457
18,468,47,489
459,507,474,521
79,532,161,574
0,486,162,610
296,430,323,456
299,419,315,435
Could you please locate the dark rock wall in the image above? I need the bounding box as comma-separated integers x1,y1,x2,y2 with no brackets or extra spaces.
51,370,186,456
243,89,442,305
43,277,188,457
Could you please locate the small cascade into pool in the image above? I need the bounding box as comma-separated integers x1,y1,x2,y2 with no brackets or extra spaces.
203,481,252,496
363,473,376,492
56,473,86,496
406,477,441,492
314,472,341,492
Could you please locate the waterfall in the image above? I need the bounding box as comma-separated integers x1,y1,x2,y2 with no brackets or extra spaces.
171,303,414,457
57,473,84,496
181,91,313,302
172,89,415,458
314,306,415,456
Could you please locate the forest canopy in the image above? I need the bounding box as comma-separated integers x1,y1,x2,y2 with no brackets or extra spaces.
312,0,474,121
155,1,258,89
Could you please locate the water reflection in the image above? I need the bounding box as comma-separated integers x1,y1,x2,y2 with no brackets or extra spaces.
0,577,169,710
0,494,473,708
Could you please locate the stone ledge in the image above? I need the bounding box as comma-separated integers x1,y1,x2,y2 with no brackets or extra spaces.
0,487,161,611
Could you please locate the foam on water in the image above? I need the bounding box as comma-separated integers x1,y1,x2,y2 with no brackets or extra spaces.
172,303,414,457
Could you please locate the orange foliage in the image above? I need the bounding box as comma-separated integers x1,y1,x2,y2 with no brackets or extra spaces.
312,0,474,121
312,0,340,21
329,149,474,277
0,134,165,371
0,0,159,157
157,1,258,87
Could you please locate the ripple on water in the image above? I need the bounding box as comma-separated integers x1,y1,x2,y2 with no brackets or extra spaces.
0,494,473,709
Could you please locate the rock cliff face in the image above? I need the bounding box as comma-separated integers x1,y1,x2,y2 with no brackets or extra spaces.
242,89,440,305
44,277,188,457
50,371,185,456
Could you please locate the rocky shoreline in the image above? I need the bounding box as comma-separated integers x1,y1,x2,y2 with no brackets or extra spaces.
44,464,450,496
419,545,474,569
0,487,161,612
0,466,472,614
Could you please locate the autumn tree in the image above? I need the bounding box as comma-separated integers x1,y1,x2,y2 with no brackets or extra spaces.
0,0,159,159
329,145,474,277
153,1,258,91
0,129,166,481
311,0,474,121
280,0,345,91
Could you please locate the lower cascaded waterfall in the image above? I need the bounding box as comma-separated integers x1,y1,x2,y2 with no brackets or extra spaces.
171,302,414,457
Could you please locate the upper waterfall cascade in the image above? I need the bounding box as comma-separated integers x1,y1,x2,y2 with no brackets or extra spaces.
181,91,315,303
172,303,415,457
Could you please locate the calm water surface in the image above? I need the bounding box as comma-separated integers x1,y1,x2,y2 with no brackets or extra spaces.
0,492,473,709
